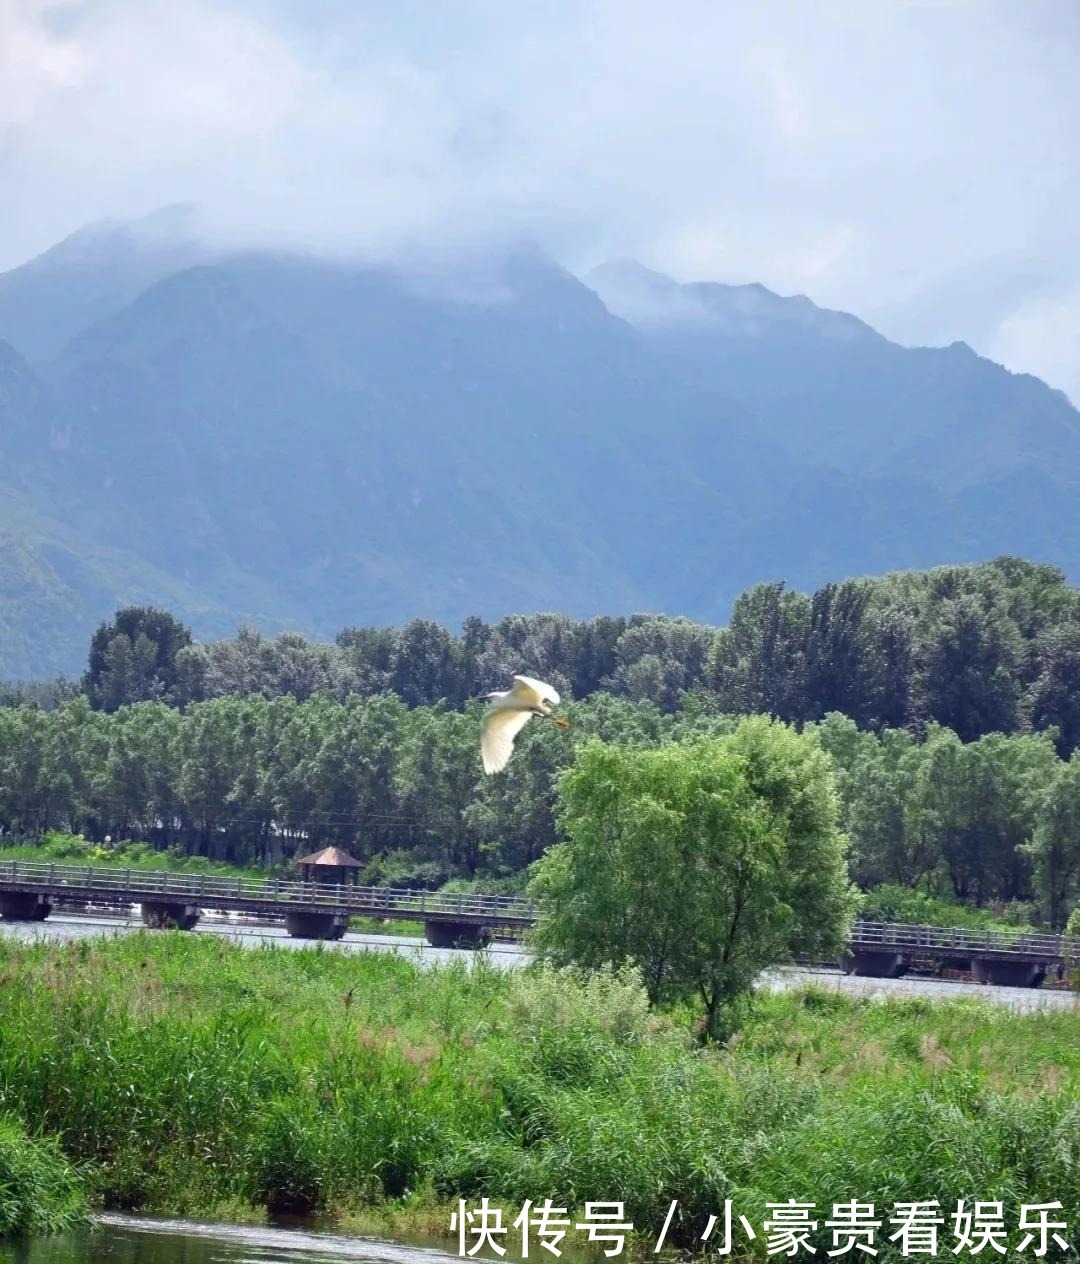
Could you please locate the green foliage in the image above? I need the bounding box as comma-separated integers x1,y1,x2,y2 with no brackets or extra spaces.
5,562,1080,926
704,559,1075,739
3,684,1080,926
529,720,858,1039
503,963,654,1045
0,1114,87,1238
1025,751,1080,930
0,690,669,878
0,676,79,711
860,883,1010,930
85,607,193,712
18,556,1080,737
0,935,1077,1254
0,831,259,880
726,715,860,959
816,713,1076,926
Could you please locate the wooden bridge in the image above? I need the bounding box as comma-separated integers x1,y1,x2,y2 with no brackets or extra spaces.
0,859,534,947
0,860,1077,982
843,920,1079,987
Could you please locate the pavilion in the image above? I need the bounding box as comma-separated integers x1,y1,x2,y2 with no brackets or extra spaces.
296,845,362,886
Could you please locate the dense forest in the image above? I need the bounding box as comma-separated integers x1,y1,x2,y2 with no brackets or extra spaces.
2,556,1080,927
14,555,1080,743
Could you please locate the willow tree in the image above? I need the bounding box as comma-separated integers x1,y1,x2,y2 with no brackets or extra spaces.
529,717,858,1040
1026,752,1080,929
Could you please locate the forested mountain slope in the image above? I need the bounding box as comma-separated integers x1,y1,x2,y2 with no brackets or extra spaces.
589,259,1080,491
2,220,1079,679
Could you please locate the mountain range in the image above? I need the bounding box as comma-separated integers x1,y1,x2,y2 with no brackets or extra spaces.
1,211,1079,680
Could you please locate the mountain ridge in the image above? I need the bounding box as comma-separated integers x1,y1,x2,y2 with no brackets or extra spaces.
1,220,1077,679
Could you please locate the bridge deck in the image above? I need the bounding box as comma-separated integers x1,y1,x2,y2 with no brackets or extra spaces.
1,861,1078,965
849,920,1077,964
0,860,535,927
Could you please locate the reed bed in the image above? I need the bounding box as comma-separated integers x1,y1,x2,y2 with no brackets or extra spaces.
0,1113,87,1237
0,934,1076,1257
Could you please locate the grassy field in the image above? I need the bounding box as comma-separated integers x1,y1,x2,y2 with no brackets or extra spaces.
0,933,1076,1256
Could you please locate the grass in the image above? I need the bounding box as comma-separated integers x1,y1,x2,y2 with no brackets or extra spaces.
0,935,1076,1258
0,1114,87,1238
0,832,262,881
348,916,424,937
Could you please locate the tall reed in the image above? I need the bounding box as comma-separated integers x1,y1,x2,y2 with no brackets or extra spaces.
0,1113,87,1238
0,934,1075,1258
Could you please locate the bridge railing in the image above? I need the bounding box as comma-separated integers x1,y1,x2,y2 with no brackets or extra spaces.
2,860,1078,957
0,859,536,921
851,919,1078,961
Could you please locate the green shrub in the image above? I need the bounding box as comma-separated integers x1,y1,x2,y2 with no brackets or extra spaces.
860,883,1028,931
359,850,451,890
0,831,267,880
504,963,653,1045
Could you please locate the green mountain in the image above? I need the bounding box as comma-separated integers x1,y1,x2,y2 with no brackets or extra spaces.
589,259,1080,492
1,225,1078,679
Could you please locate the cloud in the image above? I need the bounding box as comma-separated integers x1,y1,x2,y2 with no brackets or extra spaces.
2,0,1079,397
989,284,1080,408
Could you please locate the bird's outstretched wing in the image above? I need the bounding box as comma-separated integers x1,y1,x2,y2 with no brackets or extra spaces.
512,675,561,706
481,707,534,774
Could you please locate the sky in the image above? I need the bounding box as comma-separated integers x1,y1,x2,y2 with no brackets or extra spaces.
3,0,1079,400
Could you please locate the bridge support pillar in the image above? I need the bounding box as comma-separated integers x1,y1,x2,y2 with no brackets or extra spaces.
0,892,52,921
285,911,347,940
424,921,492,949
140,901,201,931
973,959,1045,988
839,949,908,978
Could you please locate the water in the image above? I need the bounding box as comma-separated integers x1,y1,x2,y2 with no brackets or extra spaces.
0,910,530,969
0,1214,481,1264
1,912,1075,1012
759,964,1077,1013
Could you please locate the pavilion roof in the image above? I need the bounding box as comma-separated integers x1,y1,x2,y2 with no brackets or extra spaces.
296,845,361,867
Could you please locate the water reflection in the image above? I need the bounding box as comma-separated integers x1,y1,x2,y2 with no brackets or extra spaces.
0,1215,470,1264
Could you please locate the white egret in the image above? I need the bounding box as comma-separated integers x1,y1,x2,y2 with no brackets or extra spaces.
480,675,570,774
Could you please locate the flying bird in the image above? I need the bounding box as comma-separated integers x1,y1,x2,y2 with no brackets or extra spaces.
480,675,570,774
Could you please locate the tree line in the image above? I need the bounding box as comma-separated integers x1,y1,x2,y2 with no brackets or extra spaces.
3,555,1080,926
18,556,1074,758
1,690,1078,927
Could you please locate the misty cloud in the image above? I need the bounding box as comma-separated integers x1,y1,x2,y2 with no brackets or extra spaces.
3,0,1079,399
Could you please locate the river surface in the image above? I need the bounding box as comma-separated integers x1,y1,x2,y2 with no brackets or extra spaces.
1,910,1075,1012
0,1214,510,1264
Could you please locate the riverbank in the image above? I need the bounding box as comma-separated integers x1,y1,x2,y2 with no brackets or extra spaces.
0,934,1076,1256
